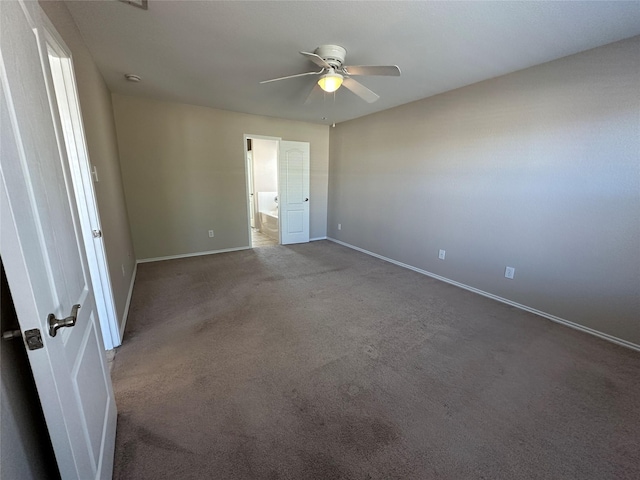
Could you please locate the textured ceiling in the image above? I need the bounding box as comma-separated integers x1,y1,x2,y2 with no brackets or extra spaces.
64,1,640,125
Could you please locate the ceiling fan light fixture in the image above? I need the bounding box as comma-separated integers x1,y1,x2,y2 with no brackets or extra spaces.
318,72,343,93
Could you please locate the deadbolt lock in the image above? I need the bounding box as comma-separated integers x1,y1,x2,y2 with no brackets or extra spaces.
24,329,44,350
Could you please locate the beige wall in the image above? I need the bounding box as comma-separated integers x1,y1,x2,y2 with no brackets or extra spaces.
112,94,330,260
328,37,640,345
40,1,136,328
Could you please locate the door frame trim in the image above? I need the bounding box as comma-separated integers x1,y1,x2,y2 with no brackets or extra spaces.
243,134,281,248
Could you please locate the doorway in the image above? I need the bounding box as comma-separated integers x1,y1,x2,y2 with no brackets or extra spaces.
43,19,120,349
245,136,280,247
1,2,118,475
1,258,60,479
244,135,311,247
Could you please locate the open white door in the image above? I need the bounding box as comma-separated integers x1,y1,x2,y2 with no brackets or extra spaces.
279,141,310,245
1,2,117,479
43,19,121,350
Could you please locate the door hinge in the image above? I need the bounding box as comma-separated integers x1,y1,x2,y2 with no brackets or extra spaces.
24,329,44,350
92,229,102,238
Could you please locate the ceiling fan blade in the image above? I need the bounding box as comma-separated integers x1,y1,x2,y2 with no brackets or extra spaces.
260,70,322,84
300,51,332,69
342,77,380,103
343,65,401,76
304,83,324,105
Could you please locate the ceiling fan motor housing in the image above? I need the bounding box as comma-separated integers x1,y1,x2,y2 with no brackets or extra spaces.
315,45,346,69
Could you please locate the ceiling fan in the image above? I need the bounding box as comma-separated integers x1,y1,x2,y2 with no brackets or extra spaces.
260,45,400,103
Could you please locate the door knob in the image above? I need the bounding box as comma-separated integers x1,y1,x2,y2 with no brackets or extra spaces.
304,198,309,202
48,304,80,337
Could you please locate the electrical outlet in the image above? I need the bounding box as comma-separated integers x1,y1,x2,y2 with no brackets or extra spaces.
438,249,446,260
505,266,515,279
338,223,341,231
208,230,214,238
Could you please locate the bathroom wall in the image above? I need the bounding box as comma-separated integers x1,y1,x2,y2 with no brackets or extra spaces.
257,192,278,215
252,139,278,194
328,36,640,346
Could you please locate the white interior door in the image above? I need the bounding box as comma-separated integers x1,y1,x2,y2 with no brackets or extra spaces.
43,15,120,351
0,2,117,479
279,141,310,245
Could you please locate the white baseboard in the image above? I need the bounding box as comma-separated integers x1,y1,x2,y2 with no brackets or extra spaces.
137,246,251,264
119,261,137,343
327,237,640,352
310,236,327,241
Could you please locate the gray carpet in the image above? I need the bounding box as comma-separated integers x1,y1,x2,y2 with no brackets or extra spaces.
111,241,640,479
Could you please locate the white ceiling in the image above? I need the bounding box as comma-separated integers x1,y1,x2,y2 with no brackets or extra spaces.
64,1,640,125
